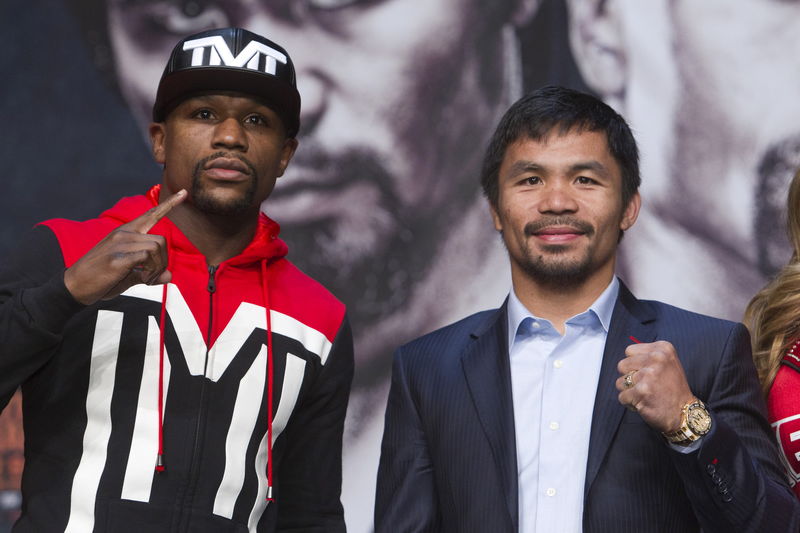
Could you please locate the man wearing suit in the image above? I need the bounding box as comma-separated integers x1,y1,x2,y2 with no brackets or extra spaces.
375,86,799,532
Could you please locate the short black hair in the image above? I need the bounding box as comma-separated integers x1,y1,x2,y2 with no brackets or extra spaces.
480,85,640,208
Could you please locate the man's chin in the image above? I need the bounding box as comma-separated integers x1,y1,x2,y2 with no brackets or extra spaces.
192,194,255,217
277,201,448,332
538,242,578,254
189,180,258,215
281,216,400,309
520,255,593,289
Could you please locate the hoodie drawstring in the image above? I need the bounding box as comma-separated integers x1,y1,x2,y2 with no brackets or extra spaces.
156,282,168,472
261,260,275,501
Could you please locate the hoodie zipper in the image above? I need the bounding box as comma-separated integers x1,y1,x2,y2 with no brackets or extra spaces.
177,264,218,532
207,265,217,296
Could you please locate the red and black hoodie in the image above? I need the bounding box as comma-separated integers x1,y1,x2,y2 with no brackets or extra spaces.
0,186,353,532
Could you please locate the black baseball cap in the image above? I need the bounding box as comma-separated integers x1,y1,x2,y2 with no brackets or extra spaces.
152,27,301,137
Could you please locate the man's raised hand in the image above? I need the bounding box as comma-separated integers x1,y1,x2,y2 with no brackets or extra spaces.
616,340,695,433
64,190,187,305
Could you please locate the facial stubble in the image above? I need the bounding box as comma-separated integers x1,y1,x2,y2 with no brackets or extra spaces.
190,152,260,216
514,217,599,289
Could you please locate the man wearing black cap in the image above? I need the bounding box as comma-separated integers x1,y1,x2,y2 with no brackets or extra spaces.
0,27,353,532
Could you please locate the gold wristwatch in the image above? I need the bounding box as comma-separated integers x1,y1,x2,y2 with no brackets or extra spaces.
662,398,712,446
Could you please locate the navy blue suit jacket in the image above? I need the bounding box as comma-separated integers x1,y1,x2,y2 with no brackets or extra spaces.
375,282,800,532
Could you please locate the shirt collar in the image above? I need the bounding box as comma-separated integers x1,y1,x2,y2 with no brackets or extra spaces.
507,277,620,350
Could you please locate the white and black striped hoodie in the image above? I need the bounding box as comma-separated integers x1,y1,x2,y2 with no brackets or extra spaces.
0,185,353,532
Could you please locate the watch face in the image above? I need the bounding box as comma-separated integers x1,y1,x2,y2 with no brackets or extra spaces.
687,404,712,434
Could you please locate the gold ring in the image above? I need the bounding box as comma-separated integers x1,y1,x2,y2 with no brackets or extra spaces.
623,371,637,389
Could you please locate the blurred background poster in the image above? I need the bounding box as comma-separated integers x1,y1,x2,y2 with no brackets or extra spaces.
1,0,798,531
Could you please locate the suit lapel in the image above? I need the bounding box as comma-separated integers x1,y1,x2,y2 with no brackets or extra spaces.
584,282,657,498
461,304,519,531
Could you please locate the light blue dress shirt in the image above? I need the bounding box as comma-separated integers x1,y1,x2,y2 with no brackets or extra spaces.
507,278,619,533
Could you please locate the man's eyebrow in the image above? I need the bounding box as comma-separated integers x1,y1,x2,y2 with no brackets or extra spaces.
507,161,545,175
506,160,609,176
570,161,607,174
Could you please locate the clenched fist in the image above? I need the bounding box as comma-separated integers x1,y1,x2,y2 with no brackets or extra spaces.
616,340,695,433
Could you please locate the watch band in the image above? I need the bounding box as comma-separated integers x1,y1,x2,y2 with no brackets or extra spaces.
663,426,698,445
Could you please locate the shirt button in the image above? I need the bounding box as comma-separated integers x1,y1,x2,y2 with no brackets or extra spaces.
545,488,556,497
532,322,541,329
549,422,559,431
554,360,564,369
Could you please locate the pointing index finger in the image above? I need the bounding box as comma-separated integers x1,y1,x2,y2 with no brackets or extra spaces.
128,189,187,233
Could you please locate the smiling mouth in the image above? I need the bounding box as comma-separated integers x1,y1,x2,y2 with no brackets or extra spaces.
533,227,586,243
523,216,596,246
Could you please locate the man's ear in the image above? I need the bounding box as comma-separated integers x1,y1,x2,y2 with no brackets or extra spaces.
565,0,626,108
489,201,504,233
277,138,299,177
149,123,166,165
620,191,641,232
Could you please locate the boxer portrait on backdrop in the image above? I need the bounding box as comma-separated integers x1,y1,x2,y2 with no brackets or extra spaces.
375,86,799,532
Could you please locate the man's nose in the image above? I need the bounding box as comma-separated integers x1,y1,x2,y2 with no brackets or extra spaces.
538,184,578,213
212,118,248,151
